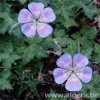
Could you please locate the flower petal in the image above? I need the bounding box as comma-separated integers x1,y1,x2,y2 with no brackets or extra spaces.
37,23,53,38
56,54,72,69
73,53,89,69
28,2,44,19
65,74,82,91
39,7,56,23
94,0,100,5
76,67,92,83
18,9,33,23
53,68,71,84
21,23,36,38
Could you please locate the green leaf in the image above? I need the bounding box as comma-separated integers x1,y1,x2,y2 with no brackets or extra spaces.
80,24,98,39
0,3,11,13
0,41,20,68
92,43,100,62
0,79,12,90
18,0,27,4
22,45,35,63
0,70,11,79
79,73,100,98
2,54,20,68
94,43,100,53
84,5,99,19
61,7,76,28
29,79,40,93
63,39,78,55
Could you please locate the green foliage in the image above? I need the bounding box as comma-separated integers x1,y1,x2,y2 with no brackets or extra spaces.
0,70,12,90
18,0,27,4
63,38,78,56
79,73,100,99
92,43,100,62
61,7,76,28
0,0,99,99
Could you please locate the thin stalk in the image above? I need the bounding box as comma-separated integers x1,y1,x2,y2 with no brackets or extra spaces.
78,40,80,53
74,1,94,18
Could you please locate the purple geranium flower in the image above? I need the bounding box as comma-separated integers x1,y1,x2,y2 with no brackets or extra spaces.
18,2,56,38
53,53,92,91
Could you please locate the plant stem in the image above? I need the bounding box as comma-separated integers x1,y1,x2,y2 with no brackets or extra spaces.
78,40,80,53
74,1,94,18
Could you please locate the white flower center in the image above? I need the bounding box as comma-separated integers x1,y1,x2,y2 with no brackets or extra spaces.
67,67,77,74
